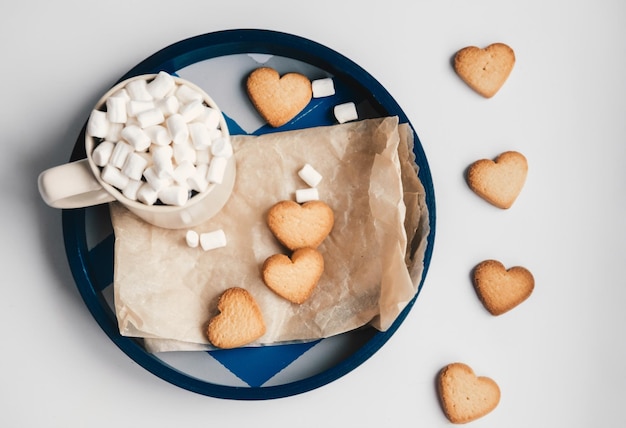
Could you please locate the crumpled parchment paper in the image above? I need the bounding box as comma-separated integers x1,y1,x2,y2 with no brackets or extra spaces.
111,116,430,352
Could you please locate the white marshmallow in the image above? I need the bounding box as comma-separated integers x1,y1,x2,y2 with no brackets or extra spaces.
187,164,209,193
105,122,124,141
166,114,189,145
158,185,189,206
185,230,199,248
111,88,130,102
295,187,320,203
137,183,158,205
298,163,323,187
173,141,197,165
127,100,154,117
144,125,171,146
312,78,335,98
200,229,227,251
122,152,149,181
137,151,152,165
125,117,140,128
173,161,196,186
150,142,173,156
157,95,179,116
122,179,142,200
137,107,165,129
126,79,153,101
147,71,176,100
180,100,205,122
106,96,127,124
143,166,172,192
176,84,203,104
334,102,358,124
92,141,115,167
101,165,129,190
87,110,110,138
121,125,151,151
188,122,211,149
211,137,233,158
151,145,174,178
207,156,228,184
197,106,221,130
195,148,211,165
208,129,223,147
108,141,133,169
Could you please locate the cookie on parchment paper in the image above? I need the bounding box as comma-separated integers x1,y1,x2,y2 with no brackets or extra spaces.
266,200,334,251
206,287,266,349
262,247,324,304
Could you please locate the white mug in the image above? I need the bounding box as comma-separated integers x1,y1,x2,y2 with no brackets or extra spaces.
38,74,236,229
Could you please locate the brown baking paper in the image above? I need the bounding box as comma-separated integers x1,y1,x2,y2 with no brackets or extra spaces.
111,116,430,352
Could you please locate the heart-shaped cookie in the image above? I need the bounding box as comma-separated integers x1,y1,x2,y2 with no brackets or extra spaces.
467,151,528,209
454,43,515,98
206,287,266,349
473,259,534,316
262,247,324,304
438,362,501,424
246,67,312,127
267,200,334,250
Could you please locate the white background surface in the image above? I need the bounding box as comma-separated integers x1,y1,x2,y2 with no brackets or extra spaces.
3,0,625,426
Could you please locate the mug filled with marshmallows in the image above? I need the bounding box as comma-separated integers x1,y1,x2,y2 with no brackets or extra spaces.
38,72,236,229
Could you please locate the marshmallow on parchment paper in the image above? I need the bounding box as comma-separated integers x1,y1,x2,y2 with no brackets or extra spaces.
295,187,319,203
200,229,227,251
298,163,322,187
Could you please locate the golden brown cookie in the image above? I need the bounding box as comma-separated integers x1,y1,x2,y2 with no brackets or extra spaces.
206,287,266,349
246,67,312,127
267,200,334,251
473,259,534,316
467,151,528,209
454,43,515,98
261,247,324,304
437,362,501,424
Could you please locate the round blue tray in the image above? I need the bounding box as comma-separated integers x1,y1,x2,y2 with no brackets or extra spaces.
62,29,436,400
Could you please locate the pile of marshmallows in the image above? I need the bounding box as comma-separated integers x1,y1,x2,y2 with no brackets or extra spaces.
86,71,232,207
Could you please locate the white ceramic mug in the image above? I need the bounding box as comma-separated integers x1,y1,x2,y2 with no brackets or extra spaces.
38,74,236,229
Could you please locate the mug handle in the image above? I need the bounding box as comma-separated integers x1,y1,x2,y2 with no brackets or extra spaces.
38,158,115,209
